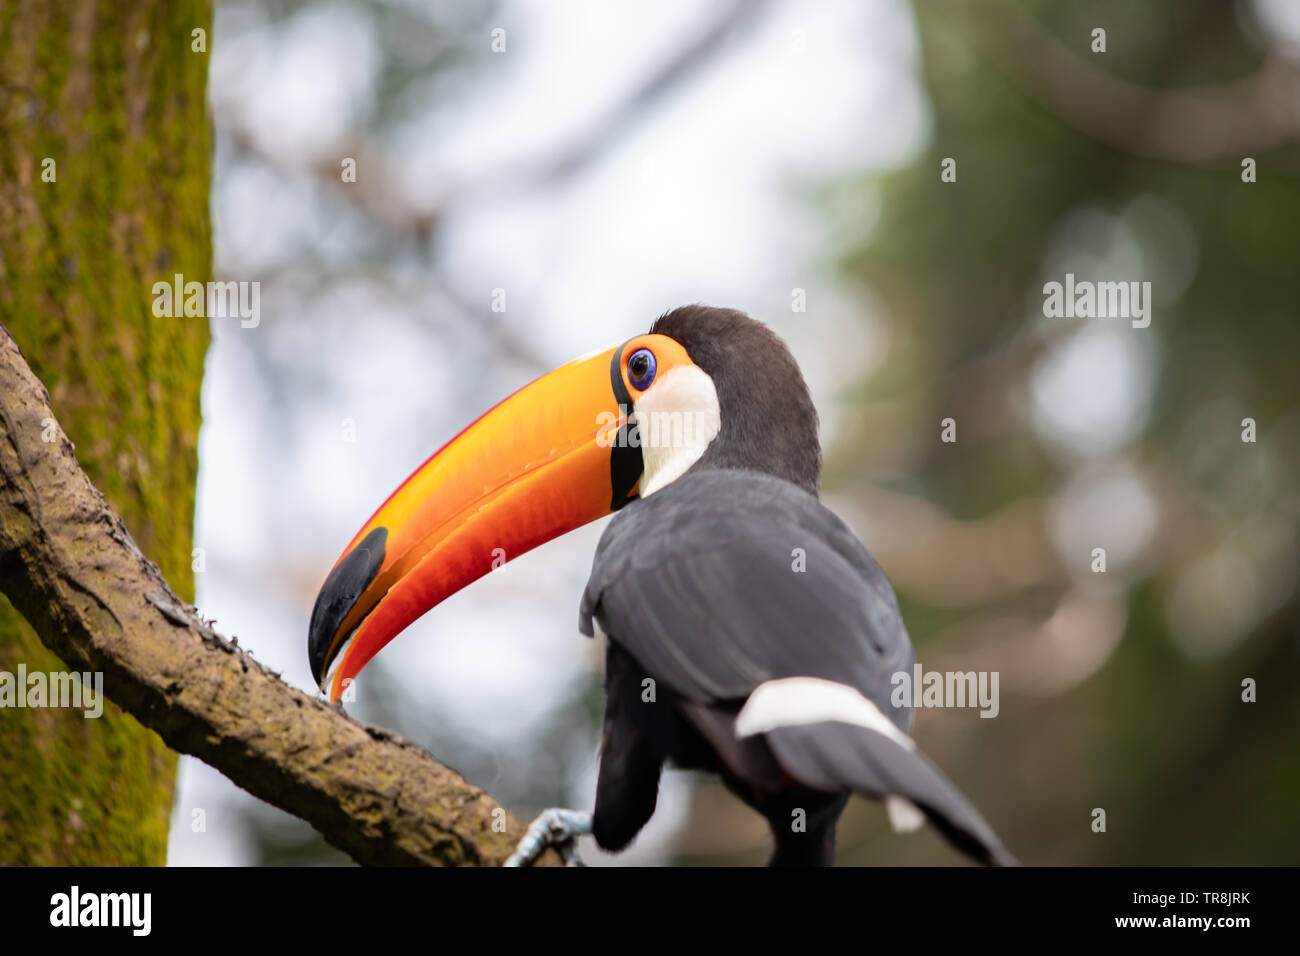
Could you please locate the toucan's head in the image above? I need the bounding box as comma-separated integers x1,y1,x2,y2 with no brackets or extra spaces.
308,305,819,699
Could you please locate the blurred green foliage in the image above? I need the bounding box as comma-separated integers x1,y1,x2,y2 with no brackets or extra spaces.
818,0,1300,864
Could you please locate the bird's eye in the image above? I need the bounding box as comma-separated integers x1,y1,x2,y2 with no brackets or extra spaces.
627,348,656,390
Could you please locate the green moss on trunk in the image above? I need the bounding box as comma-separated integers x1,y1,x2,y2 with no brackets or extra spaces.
0,0,212,864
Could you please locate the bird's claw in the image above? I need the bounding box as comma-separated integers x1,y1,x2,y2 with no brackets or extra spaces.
503,808,593,867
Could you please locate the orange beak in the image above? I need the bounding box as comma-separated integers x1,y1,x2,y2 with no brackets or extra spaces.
307,342,651,701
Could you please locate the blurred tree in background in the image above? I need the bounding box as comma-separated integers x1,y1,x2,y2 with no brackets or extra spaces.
814,0,1300,864
0,0,211,863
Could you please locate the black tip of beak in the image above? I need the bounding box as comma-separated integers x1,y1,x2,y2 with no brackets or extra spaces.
308,526,388,687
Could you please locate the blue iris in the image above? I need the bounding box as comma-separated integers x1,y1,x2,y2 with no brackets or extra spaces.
627,348,656,390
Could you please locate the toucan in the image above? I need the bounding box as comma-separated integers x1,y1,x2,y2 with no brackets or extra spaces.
308,305,1016,867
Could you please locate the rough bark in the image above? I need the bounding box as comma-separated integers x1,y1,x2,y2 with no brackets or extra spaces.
0,0,213,863
0,326,561,866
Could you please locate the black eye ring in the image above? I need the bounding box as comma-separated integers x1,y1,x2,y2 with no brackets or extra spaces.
627,348,656,390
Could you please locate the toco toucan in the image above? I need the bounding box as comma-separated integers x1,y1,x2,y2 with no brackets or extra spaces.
309,305,1016,867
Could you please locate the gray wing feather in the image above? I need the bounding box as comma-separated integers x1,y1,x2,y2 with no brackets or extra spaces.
581,469,914,730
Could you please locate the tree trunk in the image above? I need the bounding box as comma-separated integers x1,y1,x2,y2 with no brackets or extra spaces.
0,0,211,864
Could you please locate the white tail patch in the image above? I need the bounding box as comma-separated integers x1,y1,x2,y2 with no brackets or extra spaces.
886,796,925,833
734,676,915,751
635,365,721,498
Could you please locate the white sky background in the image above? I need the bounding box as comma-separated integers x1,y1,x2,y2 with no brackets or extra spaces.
168,0,930,865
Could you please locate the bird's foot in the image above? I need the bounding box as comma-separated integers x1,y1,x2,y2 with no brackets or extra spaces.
503,808,593,867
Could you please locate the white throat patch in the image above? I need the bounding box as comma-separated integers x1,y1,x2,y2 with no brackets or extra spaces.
634,365,721,497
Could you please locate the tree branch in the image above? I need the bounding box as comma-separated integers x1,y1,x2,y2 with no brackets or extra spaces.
0,323,560,867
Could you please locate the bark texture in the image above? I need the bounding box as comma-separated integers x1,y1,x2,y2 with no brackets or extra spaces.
0,0,212,864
